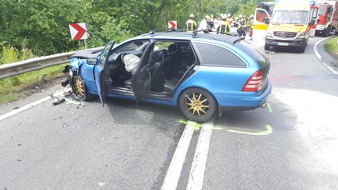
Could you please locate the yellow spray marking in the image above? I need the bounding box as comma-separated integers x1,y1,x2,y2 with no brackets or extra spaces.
212,126,223,130
267,103,273,113
179,120,273,135
179,120,202,131
227,125,272,135
213,125,272,136
65,98,81,105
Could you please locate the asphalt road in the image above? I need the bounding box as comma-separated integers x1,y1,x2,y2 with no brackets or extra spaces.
1,36,338,190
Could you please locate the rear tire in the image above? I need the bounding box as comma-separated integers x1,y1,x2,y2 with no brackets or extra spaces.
179,88,217,123
324,26,331,37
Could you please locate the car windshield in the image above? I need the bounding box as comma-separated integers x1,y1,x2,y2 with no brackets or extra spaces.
271,10,308,24
318,5,327,16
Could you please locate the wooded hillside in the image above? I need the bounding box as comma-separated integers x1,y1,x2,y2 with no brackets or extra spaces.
0,0,265,58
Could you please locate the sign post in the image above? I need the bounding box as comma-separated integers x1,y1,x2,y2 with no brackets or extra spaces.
69,23,89,49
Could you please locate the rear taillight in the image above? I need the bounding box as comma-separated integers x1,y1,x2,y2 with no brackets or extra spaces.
242,70,262,92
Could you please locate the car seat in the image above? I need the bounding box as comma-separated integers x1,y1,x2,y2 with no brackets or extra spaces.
149,50,168,92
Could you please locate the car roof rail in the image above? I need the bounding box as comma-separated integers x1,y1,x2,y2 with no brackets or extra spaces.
192,29,210,37
149,28,184,34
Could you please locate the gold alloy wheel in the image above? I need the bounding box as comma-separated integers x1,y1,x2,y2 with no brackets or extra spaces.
74,76,85,97
185,93,210,116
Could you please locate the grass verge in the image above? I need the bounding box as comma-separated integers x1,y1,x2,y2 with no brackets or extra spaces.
324,36,338,60
0,64,67,105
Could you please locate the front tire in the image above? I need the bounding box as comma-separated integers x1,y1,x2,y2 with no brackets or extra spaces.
298,46,306,53
179,88,217,123
72,75,93,101
324,26,331,37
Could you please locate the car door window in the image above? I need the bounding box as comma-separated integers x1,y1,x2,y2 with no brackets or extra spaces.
99,42,114,67
119,40,150,52
195,43,246,67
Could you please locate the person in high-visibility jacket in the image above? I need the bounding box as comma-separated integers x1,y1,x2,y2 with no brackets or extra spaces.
237,14,247,39
186,13,197,31
226,13,232,25
247,15,254,38
217,16,230,35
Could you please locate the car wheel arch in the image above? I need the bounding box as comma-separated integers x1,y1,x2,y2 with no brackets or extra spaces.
176,86,218,103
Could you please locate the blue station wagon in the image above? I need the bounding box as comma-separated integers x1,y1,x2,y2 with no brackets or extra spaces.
61,31,272,123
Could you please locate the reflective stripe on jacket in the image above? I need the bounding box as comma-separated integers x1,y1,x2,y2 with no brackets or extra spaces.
186,19,197,31
217,20,230,35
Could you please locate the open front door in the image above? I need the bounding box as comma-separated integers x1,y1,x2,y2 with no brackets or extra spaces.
309,6,318,37
132,41,156,102
252,8,271,41
94,40,115,106
253,8,271,31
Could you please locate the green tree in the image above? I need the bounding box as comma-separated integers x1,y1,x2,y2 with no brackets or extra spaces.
0,0,268,58
0,0,88,55
235,0,258,18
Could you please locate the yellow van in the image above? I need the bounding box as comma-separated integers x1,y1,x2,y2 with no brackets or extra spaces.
264,2,317,53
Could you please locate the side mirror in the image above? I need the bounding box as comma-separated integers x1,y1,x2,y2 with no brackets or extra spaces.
87,58,97,65
264,17,270,24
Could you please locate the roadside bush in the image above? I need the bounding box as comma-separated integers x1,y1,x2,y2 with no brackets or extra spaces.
324,36,338,56
0,43,35,65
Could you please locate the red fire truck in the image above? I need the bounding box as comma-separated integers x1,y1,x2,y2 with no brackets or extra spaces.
314,0,338,36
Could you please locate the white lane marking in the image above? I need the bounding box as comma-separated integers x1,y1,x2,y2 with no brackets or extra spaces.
0,96,51,121
0,89,69,121
186,121,214,190
161,121,196,190
313,36,338,75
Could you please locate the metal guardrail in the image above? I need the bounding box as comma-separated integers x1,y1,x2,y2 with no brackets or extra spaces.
0,47,104,80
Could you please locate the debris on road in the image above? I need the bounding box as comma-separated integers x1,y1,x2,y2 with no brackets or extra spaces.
51,90,86,107
52,96,65,105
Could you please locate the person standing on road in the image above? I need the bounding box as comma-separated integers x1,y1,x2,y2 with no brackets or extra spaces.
186,13,197,31
237,14,247,39
247,15,254,39
226,13,232,25
199,15,214,32
217,15,230,35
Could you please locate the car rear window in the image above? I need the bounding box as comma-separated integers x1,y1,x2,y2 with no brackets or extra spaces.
195,42,246,67
233,41,269,68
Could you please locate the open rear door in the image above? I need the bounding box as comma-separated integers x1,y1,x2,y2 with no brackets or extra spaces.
132,41,156,102
94,40,115,106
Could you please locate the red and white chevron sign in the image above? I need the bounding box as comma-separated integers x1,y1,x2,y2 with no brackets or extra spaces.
69,23,89,40
168,21,177,29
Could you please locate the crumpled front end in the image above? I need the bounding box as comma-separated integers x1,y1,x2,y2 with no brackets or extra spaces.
60,57,82,87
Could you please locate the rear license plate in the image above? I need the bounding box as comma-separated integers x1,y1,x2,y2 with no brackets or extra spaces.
278,42,289,46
